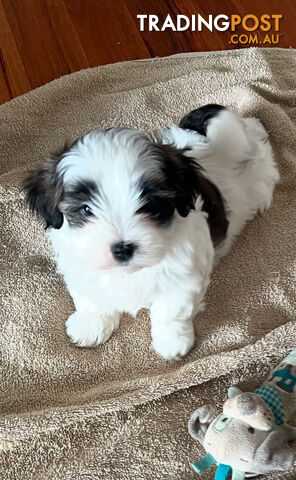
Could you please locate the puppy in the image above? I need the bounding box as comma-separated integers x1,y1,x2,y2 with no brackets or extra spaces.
24,105,279,360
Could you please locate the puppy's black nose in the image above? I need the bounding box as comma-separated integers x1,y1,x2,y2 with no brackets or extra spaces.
111,242,136,263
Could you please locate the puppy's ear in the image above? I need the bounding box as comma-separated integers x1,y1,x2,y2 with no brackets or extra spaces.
23,152,64,229
156,144,200,218
157,144,228,245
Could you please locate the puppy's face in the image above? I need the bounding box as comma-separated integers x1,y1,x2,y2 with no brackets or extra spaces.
24,128,200,272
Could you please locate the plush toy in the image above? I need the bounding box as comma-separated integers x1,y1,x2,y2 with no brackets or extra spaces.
188,348,296,479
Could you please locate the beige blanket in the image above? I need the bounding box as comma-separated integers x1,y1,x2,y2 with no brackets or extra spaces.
0,48,296,479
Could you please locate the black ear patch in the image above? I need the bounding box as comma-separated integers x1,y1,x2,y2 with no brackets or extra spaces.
137,144,200,225
157,144,200,218
23,152,65,229
179,104,226,136
197,174,229,246
138,143,228,245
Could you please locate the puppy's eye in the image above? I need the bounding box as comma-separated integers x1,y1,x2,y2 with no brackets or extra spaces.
248,427,255,434
81,205,92,216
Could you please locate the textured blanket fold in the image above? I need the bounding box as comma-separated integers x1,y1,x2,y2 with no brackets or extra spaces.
0,48,296,479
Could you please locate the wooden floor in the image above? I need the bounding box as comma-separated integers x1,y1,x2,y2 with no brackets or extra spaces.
0,0,295,104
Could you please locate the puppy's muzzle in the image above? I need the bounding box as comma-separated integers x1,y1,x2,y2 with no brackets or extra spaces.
111,242,136,263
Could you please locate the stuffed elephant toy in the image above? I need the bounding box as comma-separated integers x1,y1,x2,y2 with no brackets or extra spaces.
189,348,296,479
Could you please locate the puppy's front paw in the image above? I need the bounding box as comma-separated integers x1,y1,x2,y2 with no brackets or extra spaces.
65,311,120,347
152,327,195,360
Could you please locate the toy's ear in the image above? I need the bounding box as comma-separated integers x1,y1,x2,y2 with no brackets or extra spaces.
253,426,296,473
223,393,274,431
227,386,243,398
188,405,216,446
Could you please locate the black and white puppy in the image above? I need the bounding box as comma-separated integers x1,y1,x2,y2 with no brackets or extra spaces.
24,105,279,360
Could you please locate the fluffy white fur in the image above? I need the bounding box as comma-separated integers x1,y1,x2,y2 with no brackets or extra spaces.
47,110,279,360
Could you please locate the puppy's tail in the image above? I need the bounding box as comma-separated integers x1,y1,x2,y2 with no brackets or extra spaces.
206,108,252,158
180,104,252,159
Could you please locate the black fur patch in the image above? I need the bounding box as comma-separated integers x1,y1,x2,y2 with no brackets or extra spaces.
137,143,228,245
23,150,66,229
137,144,200,226
179,104,226,136
60,181,99,227
137,179,175,225
198,175,229,246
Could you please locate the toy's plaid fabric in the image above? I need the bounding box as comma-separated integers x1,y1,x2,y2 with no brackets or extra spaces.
254,385,286,426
